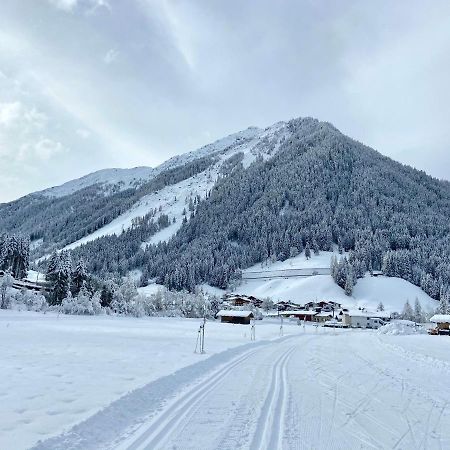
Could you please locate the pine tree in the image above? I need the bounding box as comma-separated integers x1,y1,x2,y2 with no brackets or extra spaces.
401,300,414,321
414,298,424,323
72,258,88,296
377,301,385,312
305,243,311,260
438,293,449,315
100,280,116,308
47,251,72,305
0,272,13,309
344,267,354,296
312,239,319,255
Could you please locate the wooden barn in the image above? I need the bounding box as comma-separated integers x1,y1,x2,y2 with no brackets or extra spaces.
216,310,254,325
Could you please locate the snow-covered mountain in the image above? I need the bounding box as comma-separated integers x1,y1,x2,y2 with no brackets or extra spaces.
40,122,287,200
0,119,291,256
41,167,155,198
1,116,450,306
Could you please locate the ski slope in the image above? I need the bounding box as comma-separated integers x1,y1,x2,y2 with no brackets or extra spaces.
62,122,289,251
32,326,450,450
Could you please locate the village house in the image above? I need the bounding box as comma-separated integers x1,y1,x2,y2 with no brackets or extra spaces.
279,310,317,322
314,311,334,323
224,294,262,308
216,310,254,325
303,300,341,313
429,315,450,335
276,301,303,311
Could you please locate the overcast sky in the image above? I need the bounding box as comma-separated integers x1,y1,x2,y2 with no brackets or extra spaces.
1,0,450,202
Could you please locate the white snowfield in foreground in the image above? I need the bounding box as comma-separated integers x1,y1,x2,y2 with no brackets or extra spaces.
2,312,450,450
0,311,297,450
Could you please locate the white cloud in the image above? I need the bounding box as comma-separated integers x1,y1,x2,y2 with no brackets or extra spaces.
33,138,65,160
47,0,78,12
0,100,63,163
0,101,47,130
103,48,119,65
16,138,65,162
47,0,110,13
0,102,22,127
76,128,91,139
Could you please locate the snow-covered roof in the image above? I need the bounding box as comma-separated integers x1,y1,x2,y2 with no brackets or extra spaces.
216,310,254,318
280,310,317,316
344,310,390,319
430,314,450,323
316,312,333,317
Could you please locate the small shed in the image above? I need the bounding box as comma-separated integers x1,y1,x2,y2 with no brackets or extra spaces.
217,310,254,325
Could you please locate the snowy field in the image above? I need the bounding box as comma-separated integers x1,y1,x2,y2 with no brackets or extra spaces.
2,311,450,450
0,311,297,449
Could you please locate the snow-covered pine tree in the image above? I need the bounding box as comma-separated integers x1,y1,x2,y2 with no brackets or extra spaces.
312,239,319,255
100,280,116,308
305,242,311,260
0,272,14,309
414,298,425,323
401,300,414,321
438,292,449,315
72,258,88,296
48,251,72,305
344,267,354,296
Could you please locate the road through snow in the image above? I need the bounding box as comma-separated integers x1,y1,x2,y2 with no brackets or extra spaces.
35,330,450,450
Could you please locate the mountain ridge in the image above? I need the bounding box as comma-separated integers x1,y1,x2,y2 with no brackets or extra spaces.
1,116,450,305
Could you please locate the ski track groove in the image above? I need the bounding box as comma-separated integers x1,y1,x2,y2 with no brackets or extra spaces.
249,345,296,450
33,331,450,450
124,346,264,450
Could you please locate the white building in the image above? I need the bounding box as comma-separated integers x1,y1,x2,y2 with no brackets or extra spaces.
341,310,390,329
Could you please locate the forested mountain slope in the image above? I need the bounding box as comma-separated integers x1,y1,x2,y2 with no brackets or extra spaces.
135,118,450,300
2,117,450,303
0,123,285,256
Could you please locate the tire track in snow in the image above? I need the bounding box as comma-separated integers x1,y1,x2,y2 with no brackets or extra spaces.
249,345,296,450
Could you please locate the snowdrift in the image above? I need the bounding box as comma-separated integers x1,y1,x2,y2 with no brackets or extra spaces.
378,320,427,335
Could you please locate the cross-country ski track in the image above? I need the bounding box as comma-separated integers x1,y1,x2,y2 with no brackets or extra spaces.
33,330,450,450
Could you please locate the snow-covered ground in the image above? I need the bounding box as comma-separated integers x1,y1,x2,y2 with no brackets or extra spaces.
7,312,447,450
3,311,450,449
236,252,438,314
242,251,343,274
0,311,298,450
